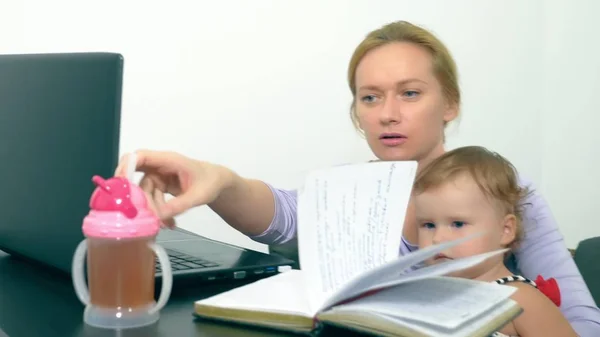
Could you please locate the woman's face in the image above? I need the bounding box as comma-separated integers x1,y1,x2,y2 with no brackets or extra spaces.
354,42,457,163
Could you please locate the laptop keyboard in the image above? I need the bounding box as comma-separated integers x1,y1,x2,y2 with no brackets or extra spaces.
155,248,220,273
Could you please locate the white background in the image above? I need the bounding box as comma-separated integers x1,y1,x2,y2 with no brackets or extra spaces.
2,0,598,252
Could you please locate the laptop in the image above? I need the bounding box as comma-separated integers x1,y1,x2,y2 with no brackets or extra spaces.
0,52,296,285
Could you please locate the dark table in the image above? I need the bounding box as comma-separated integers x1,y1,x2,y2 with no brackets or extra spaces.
0,251,358,337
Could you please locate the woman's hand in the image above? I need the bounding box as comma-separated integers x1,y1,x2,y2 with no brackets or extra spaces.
114,150,234,228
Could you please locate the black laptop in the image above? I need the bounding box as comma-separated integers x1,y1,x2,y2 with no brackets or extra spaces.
0,52,296,285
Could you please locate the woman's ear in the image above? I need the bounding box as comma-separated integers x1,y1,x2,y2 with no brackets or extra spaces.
500,214,517,247
443,102,459,123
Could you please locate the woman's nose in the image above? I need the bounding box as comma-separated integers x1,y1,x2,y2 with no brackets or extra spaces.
378,95,401,124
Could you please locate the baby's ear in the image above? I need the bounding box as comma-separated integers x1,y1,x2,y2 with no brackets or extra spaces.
500,214,517,247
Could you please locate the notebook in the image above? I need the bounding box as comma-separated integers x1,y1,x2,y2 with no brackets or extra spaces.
193,161,522,336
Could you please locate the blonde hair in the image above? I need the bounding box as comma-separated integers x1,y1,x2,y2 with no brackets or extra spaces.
348,20,461,131
413,146,530,248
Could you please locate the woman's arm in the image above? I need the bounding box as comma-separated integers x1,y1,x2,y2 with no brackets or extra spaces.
208,173,278,236
516,176,600,335
227,182,299,245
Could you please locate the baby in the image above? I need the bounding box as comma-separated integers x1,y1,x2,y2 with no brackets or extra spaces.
413,146,576,337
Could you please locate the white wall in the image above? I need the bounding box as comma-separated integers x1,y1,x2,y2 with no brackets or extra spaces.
1,0,597,250
541,0,600,248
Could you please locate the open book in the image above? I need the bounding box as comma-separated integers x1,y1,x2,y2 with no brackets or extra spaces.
194,162,522,336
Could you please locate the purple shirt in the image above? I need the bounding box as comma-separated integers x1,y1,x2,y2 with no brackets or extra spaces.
250,176,600,335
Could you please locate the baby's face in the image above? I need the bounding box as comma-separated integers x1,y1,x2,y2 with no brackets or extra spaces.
415,174,513,277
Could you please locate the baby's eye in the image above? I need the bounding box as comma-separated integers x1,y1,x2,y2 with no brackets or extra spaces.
360,95,378,104
451,221,466,228
421,222,436,229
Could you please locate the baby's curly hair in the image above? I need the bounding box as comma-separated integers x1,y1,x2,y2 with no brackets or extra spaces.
413,146,531,249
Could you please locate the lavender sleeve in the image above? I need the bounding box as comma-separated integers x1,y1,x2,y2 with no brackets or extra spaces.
248,184,298,245
514,176,600,335
400,235,418,255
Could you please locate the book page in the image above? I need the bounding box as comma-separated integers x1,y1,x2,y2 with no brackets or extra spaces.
330,277,517,329
370,248,509,292
370,300,520,337
319,233,500,311
297,161,417,312
195,270,315,317
321,292,520,337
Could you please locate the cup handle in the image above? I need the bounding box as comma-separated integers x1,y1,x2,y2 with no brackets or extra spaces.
71,239,90,306
148,242,172,315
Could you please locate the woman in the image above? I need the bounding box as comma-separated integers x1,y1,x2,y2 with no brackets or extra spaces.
116,21,600,334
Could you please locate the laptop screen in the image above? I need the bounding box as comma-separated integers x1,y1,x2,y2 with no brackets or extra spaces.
0,52,123,273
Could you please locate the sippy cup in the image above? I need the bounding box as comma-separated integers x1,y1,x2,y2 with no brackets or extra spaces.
71,175,172,329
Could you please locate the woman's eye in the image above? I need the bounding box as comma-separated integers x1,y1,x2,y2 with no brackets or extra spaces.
402,90,420,99
451,221,466,228
360,95,378,104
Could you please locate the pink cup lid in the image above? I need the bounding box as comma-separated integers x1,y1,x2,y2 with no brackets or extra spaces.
82,175,160,239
